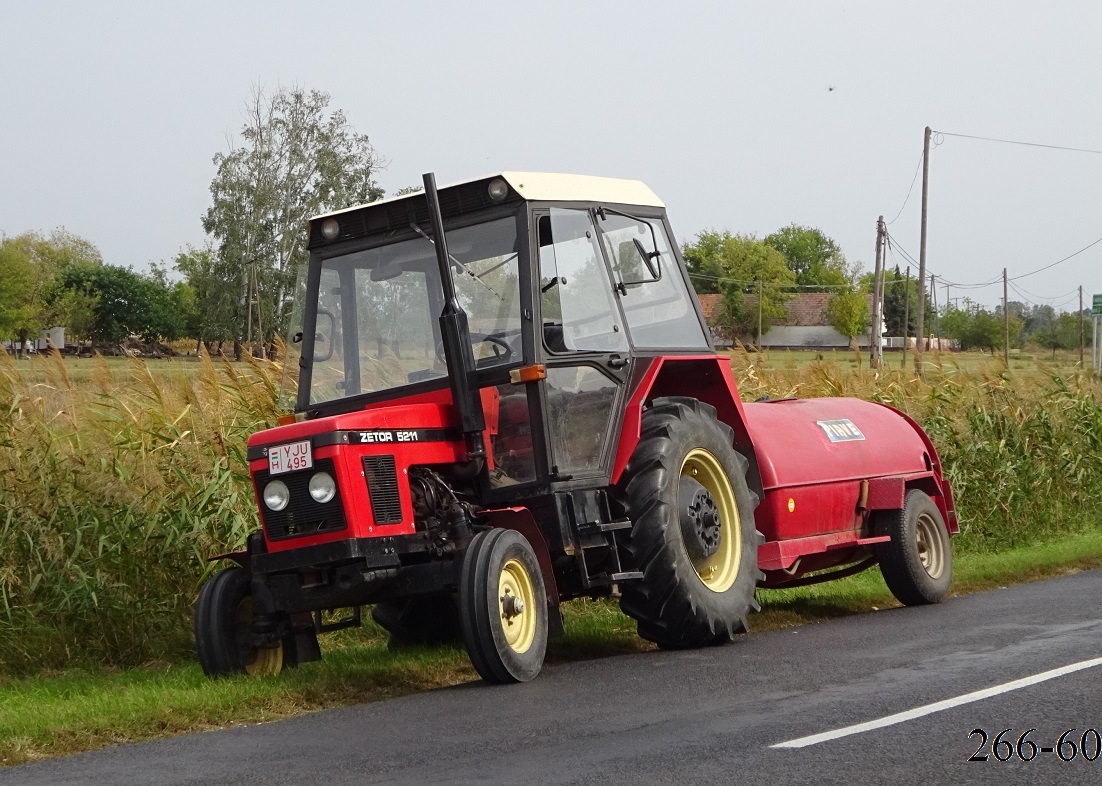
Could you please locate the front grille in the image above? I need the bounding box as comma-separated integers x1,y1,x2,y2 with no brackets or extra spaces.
255,458,347,540
363,455,403,524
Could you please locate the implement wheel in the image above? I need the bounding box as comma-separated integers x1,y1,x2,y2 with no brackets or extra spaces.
617,397,762,649
194,567,284,677
459,528,548,684
875,489,953,605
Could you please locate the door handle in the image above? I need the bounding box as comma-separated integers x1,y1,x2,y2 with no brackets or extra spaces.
608,356,629,369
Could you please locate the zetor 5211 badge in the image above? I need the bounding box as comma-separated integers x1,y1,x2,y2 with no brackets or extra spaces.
194,171,957,684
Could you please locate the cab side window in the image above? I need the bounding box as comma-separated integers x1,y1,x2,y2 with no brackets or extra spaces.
597,212,710,349
538,209,628,354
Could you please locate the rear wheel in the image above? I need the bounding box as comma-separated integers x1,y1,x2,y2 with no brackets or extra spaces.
194,567,284,677
875,489,953,605
459,528,548,683
617,397,762,649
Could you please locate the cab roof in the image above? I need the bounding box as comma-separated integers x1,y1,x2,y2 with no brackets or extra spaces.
312,171,664,222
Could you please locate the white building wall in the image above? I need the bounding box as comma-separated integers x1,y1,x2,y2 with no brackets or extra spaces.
760,326,875,349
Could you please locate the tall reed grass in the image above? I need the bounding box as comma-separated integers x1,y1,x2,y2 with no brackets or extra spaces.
0,350,281,675
1,348,1100,676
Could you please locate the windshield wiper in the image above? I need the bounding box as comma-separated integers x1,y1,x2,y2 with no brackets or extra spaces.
409,222,504,302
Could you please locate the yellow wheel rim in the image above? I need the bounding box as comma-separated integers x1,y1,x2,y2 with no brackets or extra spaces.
681,448,740,593
498,558,537,654
915,511,947,580
234,596,283,677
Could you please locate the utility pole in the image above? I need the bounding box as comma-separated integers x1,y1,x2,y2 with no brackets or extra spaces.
1003,267,1009,365
757,279,763,351
870,216,885,368
901,266,911,368
1080,285,1085,366
930,273,939,350
916,125,932,374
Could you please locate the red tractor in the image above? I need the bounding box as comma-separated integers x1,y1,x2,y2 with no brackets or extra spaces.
195,172,957,683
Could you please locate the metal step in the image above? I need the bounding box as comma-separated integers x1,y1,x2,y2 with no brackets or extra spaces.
610,570,643,581
575,518,633,536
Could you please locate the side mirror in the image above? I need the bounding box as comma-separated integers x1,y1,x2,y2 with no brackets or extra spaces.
618,237,662,291
631,237,662,281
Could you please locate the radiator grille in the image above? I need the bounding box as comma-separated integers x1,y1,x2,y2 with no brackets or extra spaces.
255,458,347,540
363,455,403,524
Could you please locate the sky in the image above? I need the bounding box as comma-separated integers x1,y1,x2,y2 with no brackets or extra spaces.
3,0,1101,312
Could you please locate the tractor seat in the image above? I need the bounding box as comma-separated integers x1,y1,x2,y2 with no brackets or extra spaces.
543,323,568,353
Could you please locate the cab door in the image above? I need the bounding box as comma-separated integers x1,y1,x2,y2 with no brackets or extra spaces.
534,208,629,481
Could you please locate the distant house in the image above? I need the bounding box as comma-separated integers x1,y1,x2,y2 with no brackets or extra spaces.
697,293,728,346
696,292,881,350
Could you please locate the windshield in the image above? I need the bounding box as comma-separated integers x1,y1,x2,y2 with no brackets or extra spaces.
306,216,522,406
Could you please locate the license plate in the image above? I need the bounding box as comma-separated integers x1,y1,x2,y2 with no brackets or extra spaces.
268,440,313,475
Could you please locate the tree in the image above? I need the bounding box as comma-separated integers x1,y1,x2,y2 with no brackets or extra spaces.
682,230,795,343
966,310,1004,353
882,266,914,336
764,224,848,290
826,288,870,343
142,264,192,344
200,85,385,359
0,230,102,354
0,239,36,342
682,230,730,294
939,306,970,344
57,263,140,348
174,245,237,349
55,263,184,349
1055,312,1085,351
1031,311,1081,357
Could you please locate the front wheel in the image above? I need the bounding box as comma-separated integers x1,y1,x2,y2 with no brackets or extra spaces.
875,489,953,605
194,567,284,677
459,528,548,684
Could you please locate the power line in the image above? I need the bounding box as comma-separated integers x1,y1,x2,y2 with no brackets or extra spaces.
935,130,1102,156
882,128,1102,304
1006,282,1079,303
885,232,985,286
887,149,924,225
1006,281,1079,312
1008,234,1102,281
885,227,1102,290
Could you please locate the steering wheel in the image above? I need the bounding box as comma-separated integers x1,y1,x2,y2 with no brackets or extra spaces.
436,332,515,366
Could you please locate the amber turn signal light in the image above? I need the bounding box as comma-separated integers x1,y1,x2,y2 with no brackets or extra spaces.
509,364,547,384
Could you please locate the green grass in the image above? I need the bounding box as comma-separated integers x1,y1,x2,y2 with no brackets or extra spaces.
4,529,1102,768
9,353,208,385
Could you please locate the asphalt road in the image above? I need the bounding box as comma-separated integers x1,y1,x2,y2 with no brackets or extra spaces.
5,569,1101,785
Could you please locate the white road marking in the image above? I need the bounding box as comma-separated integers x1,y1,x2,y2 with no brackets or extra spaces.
771,655,1102,749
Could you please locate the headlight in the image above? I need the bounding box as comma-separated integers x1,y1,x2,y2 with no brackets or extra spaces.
308,471,336,504
263,480,290,511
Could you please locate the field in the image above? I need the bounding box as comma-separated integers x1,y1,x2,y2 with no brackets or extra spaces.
2,346,1102,761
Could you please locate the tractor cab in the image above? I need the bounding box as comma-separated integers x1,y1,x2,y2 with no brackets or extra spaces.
290,173,713,500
